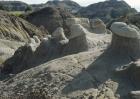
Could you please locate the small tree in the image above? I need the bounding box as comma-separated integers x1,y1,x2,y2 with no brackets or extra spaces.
0,5,7,10
25,6,32,12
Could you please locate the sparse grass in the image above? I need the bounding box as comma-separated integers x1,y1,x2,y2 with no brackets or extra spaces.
8,11,25,17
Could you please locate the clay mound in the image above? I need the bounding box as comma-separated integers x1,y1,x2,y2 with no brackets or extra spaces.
0,10,47,42
1,22,140,99
26,7,74,34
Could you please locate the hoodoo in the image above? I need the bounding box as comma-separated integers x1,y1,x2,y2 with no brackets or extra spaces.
110,22,140,61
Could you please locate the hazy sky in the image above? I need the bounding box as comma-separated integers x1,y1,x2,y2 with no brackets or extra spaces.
4,0,140,11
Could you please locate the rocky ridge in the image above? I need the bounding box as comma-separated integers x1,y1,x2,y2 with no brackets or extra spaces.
78,0,137,23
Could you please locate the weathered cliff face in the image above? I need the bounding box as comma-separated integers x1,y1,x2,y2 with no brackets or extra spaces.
77,0,137,23
0,10,47,42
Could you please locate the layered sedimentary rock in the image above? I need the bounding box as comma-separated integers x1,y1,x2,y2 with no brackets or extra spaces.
0,10,47,42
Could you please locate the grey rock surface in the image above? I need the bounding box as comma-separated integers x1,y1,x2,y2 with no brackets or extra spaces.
0,22,140,99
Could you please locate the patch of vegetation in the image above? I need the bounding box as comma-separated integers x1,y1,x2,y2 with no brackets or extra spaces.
8,11,25,17
25,6,32,12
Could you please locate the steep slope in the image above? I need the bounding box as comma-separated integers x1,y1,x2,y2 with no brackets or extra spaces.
78,0,137,22
0,10,47,42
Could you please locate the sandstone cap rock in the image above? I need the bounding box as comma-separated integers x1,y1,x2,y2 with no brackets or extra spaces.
111,22,140,39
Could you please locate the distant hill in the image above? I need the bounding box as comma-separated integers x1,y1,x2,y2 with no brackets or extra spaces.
0,1,29,11
31,0,81,14
30,3,46,11
46,0,81,13
77,0,137,22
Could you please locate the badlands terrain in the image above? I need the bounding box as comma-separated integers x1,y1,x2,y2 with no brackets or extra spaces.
0,0,140,99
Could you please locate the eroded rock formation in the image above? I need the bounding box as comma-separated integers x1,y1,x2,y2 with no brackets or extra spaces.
0,22,140,99
1,19,111,74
